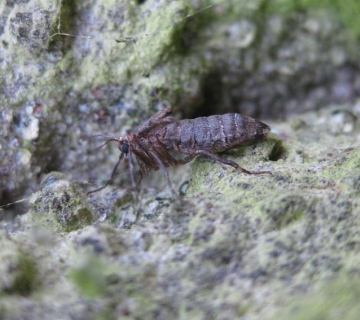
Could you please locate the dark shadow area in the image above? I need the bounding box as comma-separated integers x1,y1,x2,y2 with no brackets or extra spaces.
268,139,288,161
48,0,78,52
186,70,224,119
0,189,30,221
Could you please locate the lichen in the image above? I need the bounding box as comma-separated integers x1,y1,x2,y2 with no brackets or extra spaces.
1,1,360,319
27,172,96,232
271,275,360,320
0,230,38,296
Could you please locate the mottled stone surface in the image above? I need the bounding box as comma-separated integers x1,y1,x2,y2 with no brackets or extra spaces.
1,0,360,212
1,0,360,319
1,105,360,319
27,172,96,232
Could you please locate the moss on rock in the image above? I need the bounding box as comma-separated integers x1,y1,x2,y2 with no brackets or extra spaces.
27,172,96,232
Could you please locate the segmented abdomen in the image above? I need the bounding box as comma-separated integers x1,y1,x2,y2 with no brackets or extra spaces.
159,113,270,154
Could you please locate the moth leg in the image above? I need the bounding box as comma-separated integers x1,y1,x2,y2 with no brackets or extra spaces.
128,151,138,191
148,151,180,199
87,153,124,195
137,171,143,188
176,153,197,165
193,150,271,175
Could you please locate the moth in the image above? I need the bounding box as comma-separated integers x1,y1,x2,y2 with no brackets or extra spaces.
88,108,271,196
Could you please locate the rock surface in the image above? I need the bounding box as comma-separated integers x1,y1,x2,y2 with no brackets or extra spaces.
1,0,360,319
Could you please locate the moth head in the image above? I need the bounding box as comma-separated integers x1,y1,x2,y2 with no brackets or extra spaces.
118,137,129,155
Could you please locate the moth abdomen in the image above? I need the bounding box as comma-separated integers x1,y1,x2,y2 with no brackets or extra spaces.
160,113,270,154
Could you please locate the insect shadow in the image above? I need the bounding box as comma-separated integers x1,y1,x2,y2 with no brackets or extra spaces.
87,107,272,199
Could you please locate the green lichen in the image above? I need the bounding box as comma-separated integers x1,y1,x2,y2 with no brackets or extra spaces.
6,253,38,296
187,133,282,215
270,0,360,39
8,0,60,49
261,194,307,229
0,230,38,296
73,0,194,89
271,274,360,320
27,172,96,232
69,254,108,298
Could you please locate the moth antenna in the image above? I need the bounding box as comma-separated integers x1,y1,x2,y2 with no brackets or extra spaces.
87,133,118,141
92,138,120,152
87,152,125,195
0,197,29,209
87,134,120,152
